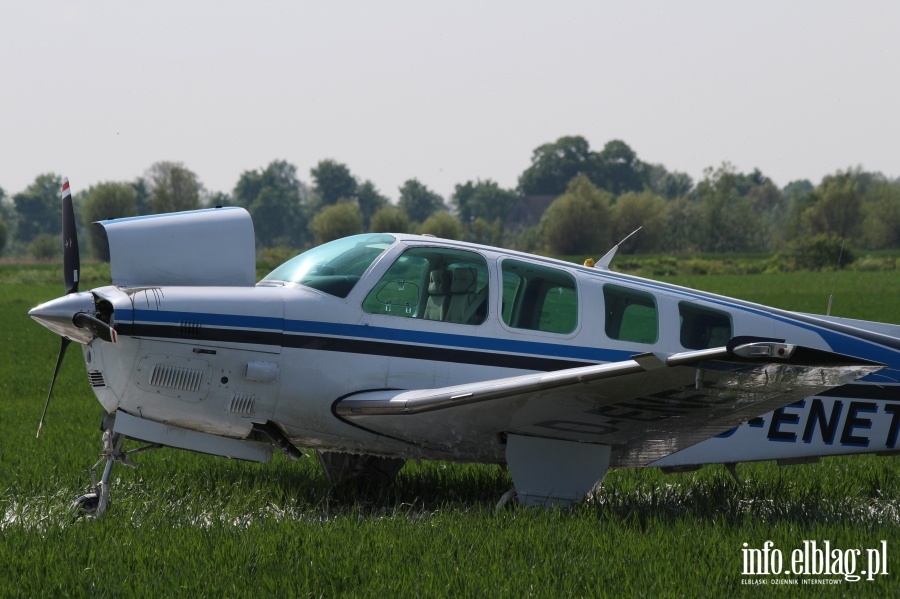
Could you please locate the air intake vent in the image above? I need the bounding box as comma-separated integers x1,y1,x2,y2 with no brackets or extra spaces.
229,393,257,417
88,371,106,388
149,364,203,392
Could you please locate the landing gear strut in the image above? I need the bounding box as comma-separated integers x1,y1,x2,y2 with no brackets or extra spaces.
71,425,160,519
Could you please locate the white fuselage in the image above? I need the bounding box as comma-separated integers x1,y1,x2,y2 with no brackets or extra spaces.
81,236,900,468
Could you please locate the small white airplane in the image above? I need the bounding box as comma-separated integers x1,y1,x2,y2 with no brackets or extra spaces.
30,179,899,516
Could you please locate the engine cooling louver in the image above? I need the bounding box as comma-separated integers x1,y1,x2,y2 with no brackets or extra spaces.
88,370,106,388
149,363,204,392
135,354,212,402
229,393,257,417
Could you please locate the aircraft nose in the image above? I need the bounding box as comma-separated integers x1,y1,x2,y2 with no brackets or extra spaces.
29,292,97,344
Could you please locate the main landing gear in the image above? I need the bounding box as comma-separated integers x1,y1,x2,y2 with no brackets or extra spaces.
71,421,160,519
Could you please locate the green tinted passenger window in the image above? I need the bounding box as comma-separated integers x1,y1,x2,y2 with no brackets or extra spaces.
501,260,578,334
603,284,658,344
679,302,732,349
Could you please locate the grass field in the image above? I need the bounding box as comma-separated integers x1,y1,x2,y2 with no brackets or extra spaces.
2,266,899,597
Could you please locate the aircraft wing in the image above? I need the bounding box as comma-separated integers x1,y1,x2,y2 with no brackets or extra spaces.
334,340,882,467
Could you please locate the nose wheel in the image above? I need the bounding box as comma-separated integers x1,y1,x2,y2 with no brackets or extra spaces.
71,425,160,519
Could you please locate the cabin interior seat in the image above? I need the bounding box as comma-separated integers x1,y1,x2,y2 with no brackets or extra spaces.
446,267,481,324
424,269,451,321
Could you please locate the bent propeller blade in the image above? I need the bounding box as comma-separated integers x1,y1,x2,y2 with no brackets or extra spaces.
37,338,71,438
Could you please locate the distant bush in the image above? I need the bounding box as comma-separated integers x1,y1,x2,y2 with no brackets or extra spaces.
28,234,58,261
257,246,301,273
848,256,897,271
787,234,855,271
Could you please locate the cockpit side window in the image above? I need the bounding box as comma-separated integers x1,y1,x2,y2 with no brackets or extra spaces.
679,302,733,349
501,260,578,334
603,284,658,344
363,247,489,325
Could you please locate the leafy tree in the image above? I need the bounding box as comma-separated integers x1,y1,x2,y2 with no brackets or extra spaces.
595,140,647,195
356,180,388,229
460,180,517,225
132,178,151,214
540,174,612,255
13,173,63,244
29,233,59,260
692,163,767,252
369,205,411,233
663,196,703,252
398,179,444,223
145,162,202,214
518,137,650,197
801,174,863,241
418,211,462,240
782,179,814,202
252,187,304,248
646,163,693,199
82,182,138,260
451,181,477,226
517,135,601,195
861,180,900,249
469,217,504,246
311,202,363,245
311,159,357,207
610,191,668,253
233,160,308,247
0,185,7,254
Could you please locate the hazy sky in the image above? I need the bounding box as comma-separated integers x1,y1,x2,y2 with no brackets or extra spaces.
2,2,898,202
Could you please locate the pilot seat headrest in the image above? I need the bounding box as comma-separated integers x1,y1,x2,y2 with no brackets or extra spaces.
450,267,476,294
428,269,451,294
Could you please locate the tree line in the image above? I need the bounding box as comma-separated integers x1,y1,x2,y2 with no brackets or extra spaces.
1,136,898,263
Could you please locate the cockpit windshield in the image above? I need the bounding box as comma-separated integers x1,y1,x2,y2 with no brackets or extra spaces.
259,234,396,298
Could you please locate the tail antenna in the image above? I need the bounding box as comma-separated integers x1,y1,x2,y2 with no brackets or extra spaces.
596,227,642,270
826,239,845,317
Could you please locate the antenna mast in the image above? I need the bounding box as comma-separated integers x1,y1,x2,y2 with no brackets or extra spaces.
826,239,845,317
596,227,642,270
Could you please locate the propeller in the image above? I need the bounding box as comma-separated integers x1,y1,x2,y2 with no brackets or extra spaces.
36,177,83,438
62,177,80,295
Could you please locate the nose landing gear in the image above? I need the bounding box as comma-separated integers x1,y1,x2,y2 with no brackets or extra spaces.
71,424,160,519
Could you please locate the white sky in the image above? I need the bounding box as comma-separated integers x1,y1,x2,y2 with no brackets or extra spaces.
2,2,898,202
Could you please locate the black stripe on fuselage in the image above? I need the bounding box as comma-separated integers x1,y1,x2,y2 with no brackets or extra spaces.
117,323,592,372
118,323,282,347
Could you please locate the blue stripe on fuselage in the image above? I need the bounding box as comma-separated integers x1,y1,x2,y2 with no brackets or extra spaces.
124,307,632,363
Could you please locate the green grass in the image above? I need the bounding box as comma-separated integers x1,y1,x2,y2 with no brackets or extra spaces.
2,272,899,597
